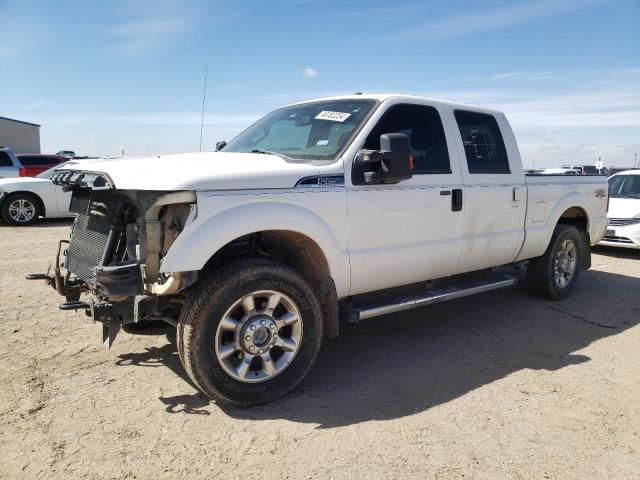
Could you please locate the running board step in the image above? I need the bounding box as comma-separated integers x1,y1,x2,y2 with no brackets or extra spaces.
348,274,519,322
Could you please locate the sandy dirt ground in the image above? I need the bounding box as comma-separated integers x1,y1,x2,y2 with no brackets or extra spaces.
0,219,638,480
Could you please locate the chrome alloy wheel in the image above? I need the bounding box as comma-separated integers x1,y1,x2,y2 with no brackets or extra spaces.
214,290,303,383
8,198,36,223
554,239,577,288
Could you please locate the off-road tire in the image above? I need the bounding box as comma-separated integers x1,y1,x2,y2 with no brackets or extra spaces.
527,224,583,300
177,258,323,407
1,192,41,226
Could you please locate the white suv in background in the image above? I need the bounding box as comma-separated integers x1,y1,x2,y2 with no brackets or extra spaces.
599,170,640,249
0,147,20,178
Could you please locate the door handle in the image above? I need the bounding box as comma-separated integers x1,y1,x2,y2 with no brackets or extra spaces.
512,187,522,202
452,189,463,211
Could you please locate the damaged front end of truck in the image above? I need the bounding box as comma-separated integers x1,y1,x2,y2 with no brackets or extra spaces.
28,170,198,347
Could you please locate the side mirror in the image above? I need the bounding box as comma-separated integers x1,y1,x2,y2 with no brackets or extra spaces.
352,133,413,186
215,140,227,152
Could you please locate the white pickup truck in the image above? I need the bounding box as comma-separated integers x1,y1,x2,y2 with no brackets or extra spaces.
32,94,608,406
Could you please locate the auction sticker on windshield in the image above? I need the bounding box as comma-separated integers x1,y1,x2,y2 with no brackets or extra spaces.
315,111,351,122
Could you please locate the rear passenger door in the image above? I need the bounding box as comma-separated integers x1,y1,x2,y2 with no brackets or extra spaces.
347,103,466,295
451,109,526,272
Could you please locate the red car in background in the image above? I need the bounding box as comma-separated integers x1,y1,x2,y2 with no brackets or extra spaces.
15,154,68,177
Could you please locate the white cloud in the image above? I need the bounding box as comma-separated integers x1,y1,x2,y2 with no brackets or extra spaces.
394,0,605,42
302,67,319,78
493,90,640,128
518,143,640,169
110,0,204,54
112,17,195,54
46,112,260,127
489,71,553,81
330,3,429,18
491,72,522,80
423,67,640,168
39,111,261,156
110,1,244,55
18,99,59,110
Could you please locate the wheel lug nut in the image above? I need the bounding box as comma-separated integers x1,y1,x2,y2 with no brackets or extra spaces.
249,346,255,351
250,325,256,330
245,336,251,341
259,349,264,354
261,320,266,326
273,333,277,338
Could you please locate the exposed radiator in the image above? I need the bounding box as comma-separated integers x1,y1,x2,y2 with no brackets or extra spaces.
66,214,112,287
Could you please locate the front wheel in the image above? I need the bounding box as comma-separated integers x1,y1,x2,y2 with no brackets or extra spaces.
1,193,41,225
527,224,583,300
177,259,323,406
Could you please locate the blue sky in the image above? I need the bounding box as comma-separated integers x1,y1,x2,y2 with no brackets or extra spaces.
0,0,638,167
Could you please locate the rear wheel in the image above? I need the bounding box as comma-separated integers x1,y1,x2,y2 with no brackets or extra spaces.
527,224,583,300
178,259,323,406
1,193,41,226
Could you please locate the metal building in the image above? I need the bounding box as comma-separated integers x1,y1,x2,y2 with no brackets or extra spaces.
0,117,41,154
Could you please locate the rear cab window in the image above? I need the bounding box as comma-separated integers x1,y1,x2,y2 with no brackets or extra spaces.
454,110,510,174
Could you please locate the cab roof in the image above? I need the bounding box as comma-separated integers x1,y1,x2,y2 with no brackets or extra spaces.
288,93,504,116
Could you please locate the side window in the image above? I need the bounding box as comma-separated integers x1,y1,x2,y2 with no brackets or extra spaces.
454,110,510,174
0,151,13,167
364,104,451,174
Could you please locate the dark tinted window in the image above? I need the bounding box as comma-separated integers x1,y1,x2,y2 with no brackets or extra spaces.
0,151,13,167
364,104,451,174
17,155,61,166
609,175,640,198
454,110,510,174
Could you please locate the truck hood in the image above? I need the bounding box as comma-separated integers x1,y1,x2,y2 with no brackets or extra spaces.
54,152,334,191
607,197,640,219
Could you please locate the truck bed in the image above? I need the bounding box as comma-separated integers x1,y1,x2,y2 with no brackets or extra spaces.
517,174,609,262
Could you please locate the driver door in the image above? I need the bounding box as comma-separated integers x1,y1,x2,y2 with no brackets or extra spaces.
346,102,465,296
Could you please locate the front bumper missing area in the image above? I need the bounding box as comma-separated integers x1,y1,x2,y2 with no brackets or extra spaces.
26,239,154,348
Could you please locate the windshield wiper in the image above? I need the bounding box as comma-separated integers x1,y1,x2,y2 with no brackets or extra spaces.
250,148,292,161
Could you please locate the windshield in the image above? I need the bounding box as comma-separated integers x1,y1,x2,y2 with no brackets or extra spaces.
223,99,378,162
609,174,640,198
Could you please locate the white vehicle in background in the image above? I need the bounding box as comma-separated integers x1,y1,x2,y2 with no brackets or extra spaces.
532,167,582,175
562,164,601,175
0,163,76,225
55,150,76,158
599,170,640,249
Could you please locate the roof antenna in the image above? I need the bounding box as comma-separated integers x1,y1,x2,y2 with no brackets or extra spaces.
199,67,208,152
